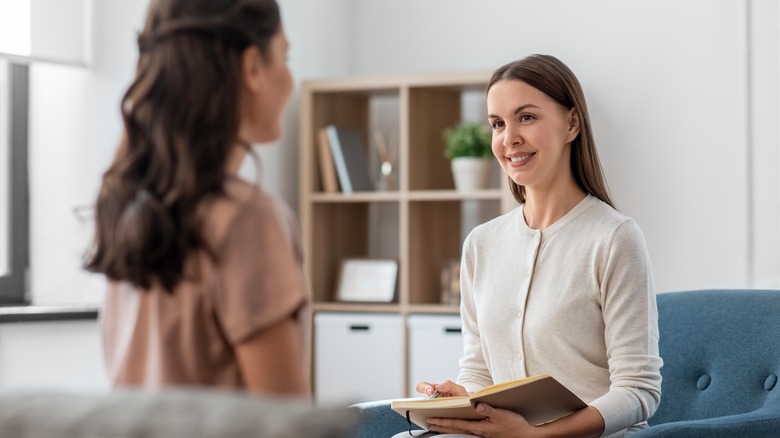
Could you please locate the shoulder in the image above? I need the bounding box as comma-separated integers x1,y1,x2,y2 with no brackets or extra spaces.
578,196,647,253
227,178,296,228
202,178,298,251
579,196,629,226
579,196,641,233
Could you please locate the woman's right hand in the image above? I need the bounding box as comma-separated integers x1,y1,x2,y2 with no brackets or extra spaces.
415,379,469,397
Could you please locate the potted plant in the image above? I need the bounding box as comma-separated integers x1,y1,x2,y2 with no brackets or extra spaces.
443,122,493,191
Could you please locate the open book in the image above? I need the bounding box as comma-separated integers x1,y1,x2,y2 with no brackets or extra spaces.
391,374,587,429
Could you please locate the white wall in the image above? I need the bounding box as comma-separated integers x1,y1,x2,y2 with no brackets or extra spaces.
26,0,780,302
750,0,780,289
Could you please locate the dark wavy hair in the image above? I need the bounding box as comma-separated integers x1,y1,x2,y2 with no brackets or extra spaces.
488,54,614,209
85,0,281,292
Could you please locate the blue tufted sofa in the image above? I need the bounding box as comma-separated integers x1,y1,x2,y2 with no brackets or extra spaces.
351,289,780,437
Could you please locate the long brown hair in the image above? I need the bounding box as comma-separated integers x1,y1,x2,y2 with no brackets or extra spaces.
488,54,614,209
85,0,281,292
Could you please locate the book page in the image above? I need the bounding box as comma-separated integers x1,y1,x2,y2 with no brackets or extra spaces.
471,374,551,398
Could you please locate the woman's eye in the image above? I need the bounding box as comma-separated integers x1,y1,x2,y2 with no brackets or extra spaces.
491,120,505,129
520,114,535,122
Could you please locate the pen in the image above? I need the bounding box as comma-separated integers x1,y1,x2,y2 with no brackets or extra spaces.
427,390,441,399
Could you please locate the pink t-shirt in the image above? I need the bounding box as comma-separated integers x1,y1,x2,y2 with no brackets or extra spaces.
101,178,309,389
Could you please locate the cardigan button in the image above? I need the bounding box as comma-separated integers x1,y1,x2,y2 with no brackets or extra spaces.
765,374,777,391
696,374,711,390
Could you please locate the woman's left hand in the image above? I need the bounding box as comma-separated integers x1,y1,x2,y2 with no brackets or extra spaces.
426,403,539,438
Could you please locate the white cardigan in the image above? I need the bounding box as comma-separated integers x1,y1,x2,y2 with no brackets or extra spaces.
457,194,662,437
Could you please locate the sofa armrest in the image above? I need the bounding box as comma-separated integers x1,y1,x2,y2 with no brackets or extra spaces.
632,405,780,438
0,389,358,438
350,399,422,438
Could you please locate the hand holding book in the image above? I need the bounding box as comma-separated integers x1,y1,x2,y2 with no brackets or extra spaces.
393,374,587,430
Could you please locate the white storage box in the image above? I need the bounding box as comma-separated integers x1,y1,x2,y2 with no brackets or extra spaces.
407,314,463,397
314,312,403,404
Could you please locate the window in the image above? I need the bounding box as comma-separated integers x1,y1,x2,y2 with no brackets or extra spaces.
0,60,30,304
0,0,88,304
0,65,7,276
0,1,31,59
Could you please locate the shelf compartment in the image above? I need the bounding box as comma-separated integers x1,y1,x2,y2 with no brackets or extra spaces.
406,82,492,192
308,89,401,194
308,201,400,304
407,87,462,191
407,199,502,305
408,201,462,305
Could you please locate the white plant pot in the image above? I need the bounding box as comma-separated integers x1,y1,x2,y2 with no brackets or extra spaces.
450,157,492,191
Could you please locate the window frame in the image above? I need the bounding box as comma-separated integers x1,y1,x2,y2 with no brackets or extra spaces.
0,61,30,304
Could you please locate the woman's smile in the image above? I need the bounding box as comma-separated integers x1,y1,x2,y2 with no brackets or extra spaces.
508,152,536,166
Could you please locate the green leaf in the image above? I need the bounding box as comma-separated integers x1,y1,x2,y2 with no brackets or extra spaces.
443,122,492,159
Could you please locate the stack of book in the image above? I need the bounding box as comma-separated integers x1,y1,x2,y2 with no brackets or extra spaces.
317,125,374,193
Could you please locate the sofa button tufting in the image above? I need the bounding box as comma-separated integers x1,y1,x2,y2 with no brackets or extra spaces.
696,374,711,390
765,374,777,391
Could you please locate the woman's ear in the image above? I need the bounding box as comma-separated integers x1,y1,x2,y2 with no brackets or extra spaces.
241,46,265,93
566,108,580,143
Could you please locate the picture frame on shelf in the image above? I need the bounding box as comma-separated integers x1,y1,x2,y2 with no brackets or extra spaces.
336,258,398,303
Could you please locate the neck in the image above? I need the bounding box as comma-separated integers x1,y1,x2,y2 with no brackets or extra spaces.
523,182,586,230
226,140,251,175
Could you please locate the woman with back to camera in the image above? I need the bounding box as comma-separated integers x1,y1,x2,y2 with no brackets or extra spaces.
85,0,309,395
405,55,662,437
